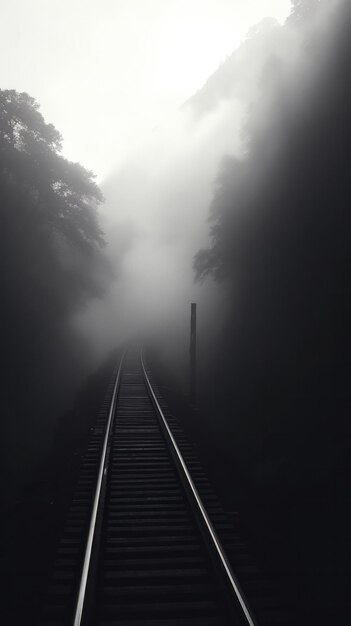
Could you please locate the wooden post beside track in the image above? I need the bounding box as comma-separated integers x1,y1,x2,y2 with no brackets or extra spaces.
190,302,197,403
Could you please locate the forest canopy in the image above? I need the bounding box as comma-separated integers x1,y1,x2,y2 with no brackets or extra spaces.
0,89,109,327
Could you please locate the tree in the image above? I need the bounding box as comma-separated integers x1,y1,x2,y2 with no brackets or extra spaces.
287,0,322,25
0,89,113,495
194,0,351,484
0,89,110,326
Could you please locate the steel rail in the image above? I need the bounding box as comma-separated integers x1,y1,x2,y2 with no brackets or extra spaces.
72,351,125,626
141,348,257,626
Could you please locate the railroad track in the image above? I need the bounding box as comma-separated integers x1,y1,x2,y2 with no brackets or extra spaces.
40,347,286,626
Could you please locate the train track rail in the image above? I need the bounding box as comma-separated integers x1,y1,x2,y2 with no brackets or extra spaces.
41,347,285,626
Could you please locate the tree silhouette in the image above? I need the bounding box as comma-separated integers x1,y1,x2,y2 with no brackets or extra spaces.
194,0,351,485
0,89,112,492
0,89,109,326
288,0,322,24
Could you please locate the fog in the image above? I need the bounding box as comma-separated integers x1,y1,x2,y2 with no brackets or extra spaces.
2,2,351,623
76,1,332,375
0,0,291,178
1,0,346,495
1,0,301,498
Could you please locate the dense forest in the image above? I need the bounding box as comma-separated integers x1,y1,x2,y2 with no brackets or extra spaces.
184,2,351,619
0,90,111,499
194,0,350,495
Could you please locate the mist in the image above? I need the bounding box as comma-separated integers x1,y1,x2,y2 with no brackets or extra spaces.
77,8,306,374
68,1,347,414
1,0,345,521
1,1,351,623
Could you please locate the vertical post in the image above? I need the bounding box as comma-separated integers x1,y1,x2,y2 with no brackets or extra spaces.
190,302,197,403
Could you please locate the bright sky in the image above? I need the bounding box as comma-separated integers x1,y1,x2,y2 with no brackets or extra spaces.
0,0,291,179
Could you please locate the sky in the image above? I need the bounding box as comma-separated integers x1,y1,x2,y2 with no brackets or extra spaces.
0,0,291,179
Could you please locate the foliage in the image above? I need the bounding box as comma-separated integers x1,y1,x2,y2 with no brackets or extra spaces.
0,89,113,493
0,89,109,332
287,0,322,24
194,0,351,483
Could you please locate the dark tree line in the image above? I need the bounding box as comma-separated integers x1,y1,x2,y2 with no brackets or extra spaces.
195,0,351,490
0,90,111,494
0,90,108,322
